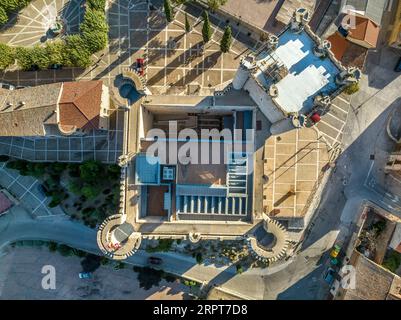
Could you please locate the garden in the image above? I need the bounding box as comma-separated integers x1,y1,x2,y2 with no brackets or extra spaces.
5,158,121,228
0,0,108,70
144,237,266,272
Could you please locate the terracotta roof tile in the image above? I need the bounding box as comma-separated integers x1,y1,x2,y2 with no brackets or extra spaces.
347,15,380,47
59,81,103,133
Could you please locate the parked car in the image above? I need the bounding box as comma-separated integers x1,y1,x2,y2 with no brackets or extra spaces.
395,56,401,72
78,272,92,279
330,244,341,259
135,58,144,76
0,82,15,90
147,256,163,265
324,267,335,285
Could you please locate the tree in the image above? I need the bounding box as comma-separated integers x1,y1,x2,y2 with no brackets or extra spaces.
45,40,65,66
57,244,73,256
68,181,82,195
164,0,173,23
87,0,106,10
344,82,360,95
79,160,103,183
0,6,8,26
207,0,227,12
185,12,191,32
202,11,212,43
0,43,15,70
80,8,109,53
64,35,92,68
15,47,34,70
81,184,101,200
220,25,232,53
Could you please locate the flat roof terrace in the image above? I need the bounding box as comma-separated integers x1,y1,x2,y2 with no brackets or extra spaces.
263,127,330,219
255,28,341,114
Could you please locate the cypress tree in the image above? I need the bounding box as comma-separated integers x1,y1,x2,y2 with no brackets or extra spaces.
185,13,191,32
202,11,212,43
164,0,173,23
220,25,232,53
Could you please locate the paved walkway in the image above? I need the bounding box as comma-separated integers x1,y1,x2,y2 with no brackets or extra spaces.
0,162,65,218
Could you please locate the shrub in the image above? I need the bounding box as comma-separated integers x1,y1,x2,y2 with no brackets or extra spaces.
47,241,58,252
146,239,174,253
383,250,401,273
82,184,101,200
79,160,103,183
0,43,15,70
344,82,360,95
57,244,73,256
195,252,203,264
0,155,10,162
68,181,82,195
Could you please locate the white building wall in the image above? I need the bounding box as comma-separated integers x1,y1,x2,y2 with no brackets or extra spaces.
232,66,249,90
244,78,285,123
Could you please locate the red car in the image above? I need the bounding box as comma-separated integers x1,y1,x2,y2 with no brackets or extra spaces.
136,58,144,76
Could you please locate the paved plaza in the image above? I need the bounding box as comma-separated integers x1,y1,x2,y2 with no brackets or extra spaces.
0,161,64,218
0,109,125,163
0,0,259,94
263,128,331,219
0,0,84,47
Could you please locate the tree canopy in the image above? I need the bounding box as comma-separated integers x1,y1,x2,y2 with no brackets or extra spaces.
220,25,232,53
0,43,15,70
202,11,212,43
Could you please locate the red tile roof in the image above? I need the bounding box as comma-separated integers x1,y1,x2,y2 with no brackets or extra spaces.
59,81,103,133
347,14,380,48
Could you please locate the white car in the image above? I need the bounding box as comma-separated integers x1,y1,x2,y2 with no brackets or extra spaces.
0,82,15,90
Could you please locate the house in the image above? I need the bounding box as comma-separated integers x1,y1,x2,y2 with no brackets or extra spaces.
326,14,380,69
342,0,389,26
0,80,111,137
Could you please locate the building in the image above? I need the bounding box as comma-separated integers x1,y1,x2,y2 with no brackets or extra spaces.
334,204,401,300
389,0,401,49
96,7,359,260
342,0,389,26
133,94,256,223
326,14,380,69
232,8,359,133
0,80,111,137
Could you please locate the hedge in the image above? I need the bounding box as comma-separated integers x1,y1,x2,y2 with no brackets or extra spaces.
0,0,31,26
1,0,108,71
0,43,15,70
